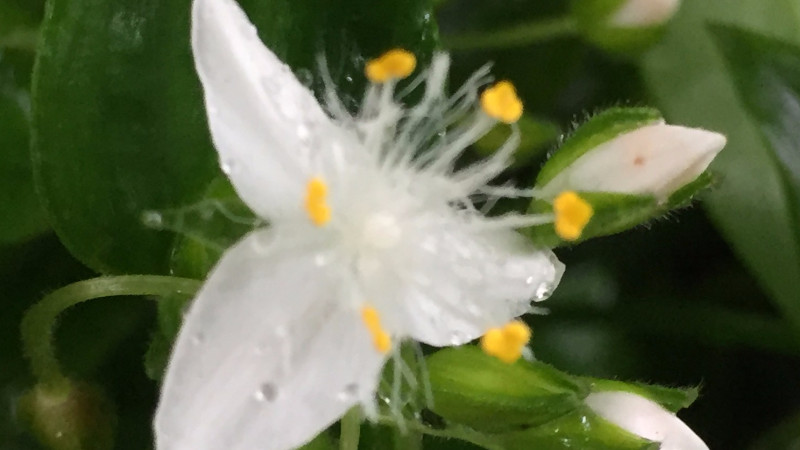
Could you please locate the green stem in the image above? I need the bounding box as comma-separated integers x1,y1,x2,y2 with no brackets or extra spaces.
443,16,578,51
0,27,40,52
20,275,201,391
377,416,503,450
339,407,362,450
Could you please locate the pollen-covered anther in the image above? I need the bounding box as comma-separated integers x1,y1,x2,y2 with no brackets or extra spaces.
304,177,331,226
360,305,392,354
553,191,593,241
480,320,531,363
365,49,417,83
480,81,523,124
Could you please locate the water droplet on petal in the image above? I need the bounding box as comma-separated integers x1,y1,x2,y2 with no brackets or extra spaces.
338,383,359,401
141,211,163,228
314,253,329,266
534,283,552,301
254,382,278,402
450,331,469,345
191,333,205,345
220,159,235,175
295,68,314,88
297,124,310,141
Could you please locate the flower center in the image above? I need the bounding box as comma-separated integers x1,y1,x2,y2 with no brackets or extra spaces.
361,213,402,250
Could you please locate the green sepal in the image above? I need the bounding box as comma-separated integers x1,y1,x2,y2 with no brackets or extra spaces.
495,407,659,450
17,381,116,450
570,0,671,55
665,170,716,209
474,114,560,168
526,191,659,248
585,378,699,413
427,346,589,433
535,107,663,187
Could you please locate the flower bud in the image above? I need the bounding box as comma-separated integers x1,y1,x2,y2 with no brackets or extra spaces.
17,381,116,450
571,0,681,54
585,391,708,450
526,108,724,246
536,108,725,203
426,346,588,432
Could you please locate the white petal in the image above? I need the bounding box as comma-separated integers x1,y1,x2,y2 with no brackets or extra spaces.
155,229,386,450
359,219,564,346
539,124,726,201
191,0,350,219
586,391,709,450
610,0,681,28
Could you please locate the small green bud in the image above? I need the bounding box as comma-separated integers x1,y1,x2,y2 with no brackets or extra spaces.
571,0,681,54
17,381,116,450
426,346,588,433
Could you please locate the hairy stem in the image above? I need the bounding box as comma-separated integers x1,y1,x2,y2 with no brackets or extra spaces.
443,16,578,51
20,275,201,390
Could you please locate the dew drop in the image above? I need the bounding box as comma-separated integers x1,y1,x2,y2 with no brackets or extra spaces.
525,276,535,285
220,159,235,175
534,283,552,301
55,431,64,439
314,253,329,266
254,382,278,402
449,331,469,346
337,383,359,401
141,211,163,228
297,124,312,142
191,333,205,345
295,68,314,88
466,304,481,316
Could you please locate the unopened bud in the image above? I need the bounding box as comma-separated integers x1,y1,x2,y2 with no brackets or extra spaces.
527,108,725,245
586,391,708,450
537,114,725,202
426,346,587,432
571,0,682,53
17,381,116,450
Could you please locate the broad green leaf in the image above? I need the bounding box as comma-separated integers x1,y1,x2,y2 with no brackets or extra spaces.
0,53,48,244
641,0,800,331
709,25,800,275
31,0,439,274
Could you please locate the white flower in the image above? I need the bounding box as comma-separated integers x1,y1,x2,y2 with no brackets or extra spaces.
538,121,726,202
609,0,681,28
153,0,566,448
586,391,709,450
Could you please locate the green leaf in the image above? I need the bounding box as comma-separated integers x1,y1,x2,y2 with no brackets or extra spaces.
0,53,48,244
31,0,439,274
709,25,800,281
641,0,800,331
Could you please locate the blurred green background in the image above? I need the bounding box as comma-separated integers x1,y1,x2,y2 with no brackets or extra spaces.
3,0,800,448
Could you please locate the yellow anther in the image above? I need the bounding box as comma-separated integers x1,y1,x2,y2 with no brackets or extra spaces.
480,81,523,124
304,177,331,226
553,191,593,241
480,320,531,364
361,305,392,354
365,49,417,83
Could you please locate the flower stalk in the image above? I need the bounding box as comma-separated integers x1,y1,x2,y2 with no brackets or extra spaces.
21,275,201,390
